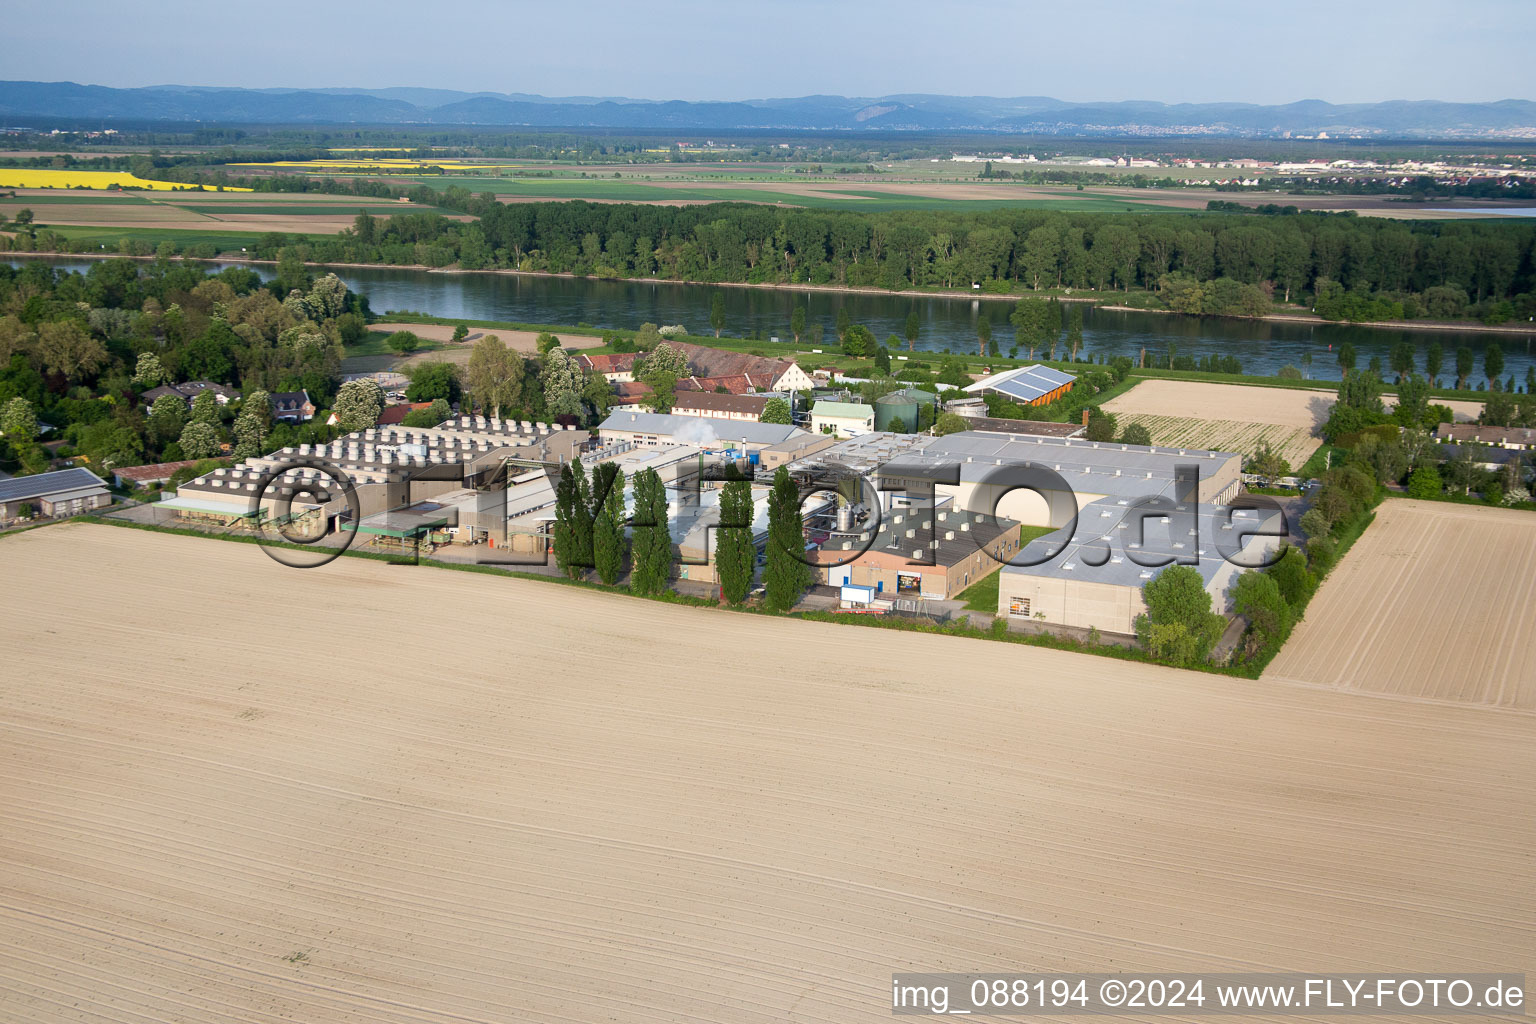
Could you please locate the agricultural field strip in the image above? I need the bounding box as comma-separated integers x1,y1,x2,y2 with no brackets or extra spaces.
1112,413,1321,469
0,524,1533,1023
1263,500,1536,709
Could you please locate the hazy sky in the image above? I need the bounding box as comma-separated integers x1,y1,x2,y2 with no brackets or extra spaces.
6,0,1533,104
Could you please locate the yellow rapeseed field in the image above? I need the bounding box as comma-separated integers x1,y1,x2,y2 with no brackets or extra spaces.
0,169,250,191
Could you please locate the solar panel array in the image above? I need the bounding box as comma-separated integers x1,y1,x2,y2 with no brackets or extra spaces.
980,365,1077,403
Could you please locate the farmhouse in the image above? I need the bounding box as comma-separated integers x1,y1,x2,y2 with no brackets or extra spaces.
810,400,876,438
671,391,771,422
0,467,111,520
652,340,815,392
597,411,807,454
962,364,1076,406
996,500,1286,636
577,353,638,383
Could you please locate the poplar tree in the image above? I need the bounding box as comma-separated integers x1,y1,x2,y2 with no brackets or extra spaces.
591,462,628,586
628,468,673,595
715,476,756,604
764,466,811,612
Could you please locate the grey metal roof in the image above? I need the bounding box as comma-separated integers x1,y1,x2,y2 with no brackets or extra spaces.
878,431,1240,498
1001,498,1286,588
599,411,806,447
0,468,108,503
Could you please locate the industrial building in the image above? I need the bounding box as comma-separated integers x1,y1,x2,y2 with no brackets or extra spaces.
597,411,807,454
963,364,1076,406
807,501,1022,601
996,500,1286,636
872,388,938,432
875,431,1243,527
0,468,111,521
163,417,585,544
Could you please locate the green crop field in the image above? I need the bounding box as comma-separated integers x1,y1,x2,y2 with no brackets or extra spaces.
46,224,323,249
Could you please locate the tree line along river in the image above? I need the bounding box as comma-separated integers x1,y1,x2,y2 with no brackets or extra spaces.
18,256,1536,388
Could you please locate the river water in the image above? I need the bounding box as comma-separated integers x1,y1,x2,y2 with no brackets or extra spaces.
16,256,1536,387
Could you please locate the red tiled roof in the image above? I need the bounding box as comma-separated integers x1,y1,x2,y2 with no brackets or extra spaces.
671,391,771,416
376,402,435,426
611,381,654,406
674,374,766,395
579,353,638,374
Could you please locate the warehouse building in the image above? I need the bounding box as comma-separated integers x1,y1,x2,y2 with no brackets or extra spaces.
996,500,1286,636
876,432,1243,527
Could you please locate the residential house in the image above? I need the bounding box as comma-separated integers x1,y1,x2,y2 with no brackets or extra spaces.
271,390,316,424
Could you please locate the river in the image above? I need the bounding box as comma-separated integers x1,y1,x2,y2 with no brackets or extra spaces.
15,256,1536,387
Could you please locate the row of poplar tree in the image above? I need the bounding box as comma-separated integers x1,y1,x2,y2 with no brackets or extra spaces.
551,461,813,611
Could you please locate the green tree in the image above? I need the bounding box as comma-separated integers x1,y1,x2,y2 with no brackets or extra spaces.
535,332,561,355
1424,341,1443,385
1231,571,1289,657
975,316,992,358
791,304,806,344
1065,305,1085,361
904,310,920,352
1247,439,1290,484
1009,297,1052,359
591,462,627,586
465,335,521,414
1406,463,1443,499
407,361,462,405
874,343,892,375
333,379,385,431
189,390,220,426
709,292,726,337
842,323,875,357
1267,547,1315,609
132,352,166,388
1336,342,1356,373
1,397,37,442
1389,342,1416,382
451,323,469,343
385,330,420,354
715,476,756,604
637,342,688,413
1118,422,1153,447
177,421,221,460
146,395,187,448
1455,346,1475,389
1084,406,1116,442
760,397,792,424
231,410,267,460
540,347,586,419
764,466,811,612
933,412,970,436
1134,564,1225,666
35,321,107,383
1484,343,1504,388
628,468,672,596
552,460,593,580
835,306,851,341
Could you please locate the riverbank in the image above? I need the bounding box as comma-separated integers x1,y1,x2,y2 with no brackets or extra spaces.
12,250,1534,340
1097,303,1536,337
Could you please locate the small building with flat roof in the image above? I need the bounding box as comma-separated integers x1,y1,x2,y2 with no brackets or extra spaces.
0,468,111,520
598,411,807,453
810,401,876,438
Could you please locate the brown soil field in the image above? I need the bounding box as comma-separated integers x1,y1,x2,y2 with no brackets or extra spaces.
1264,499,1536,709
1,522,1533,1022
1105,379,1483,430
371,322,603,358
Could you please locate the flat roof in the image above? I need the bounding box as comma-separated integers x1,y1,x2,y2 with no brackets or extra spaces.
0,468,108,503
598,411,805,446
811,401,874,418
1001,499,1286,588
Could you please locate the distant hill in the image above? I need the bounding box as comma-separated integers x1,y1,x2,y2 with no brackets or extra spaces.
2,81,1533,138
